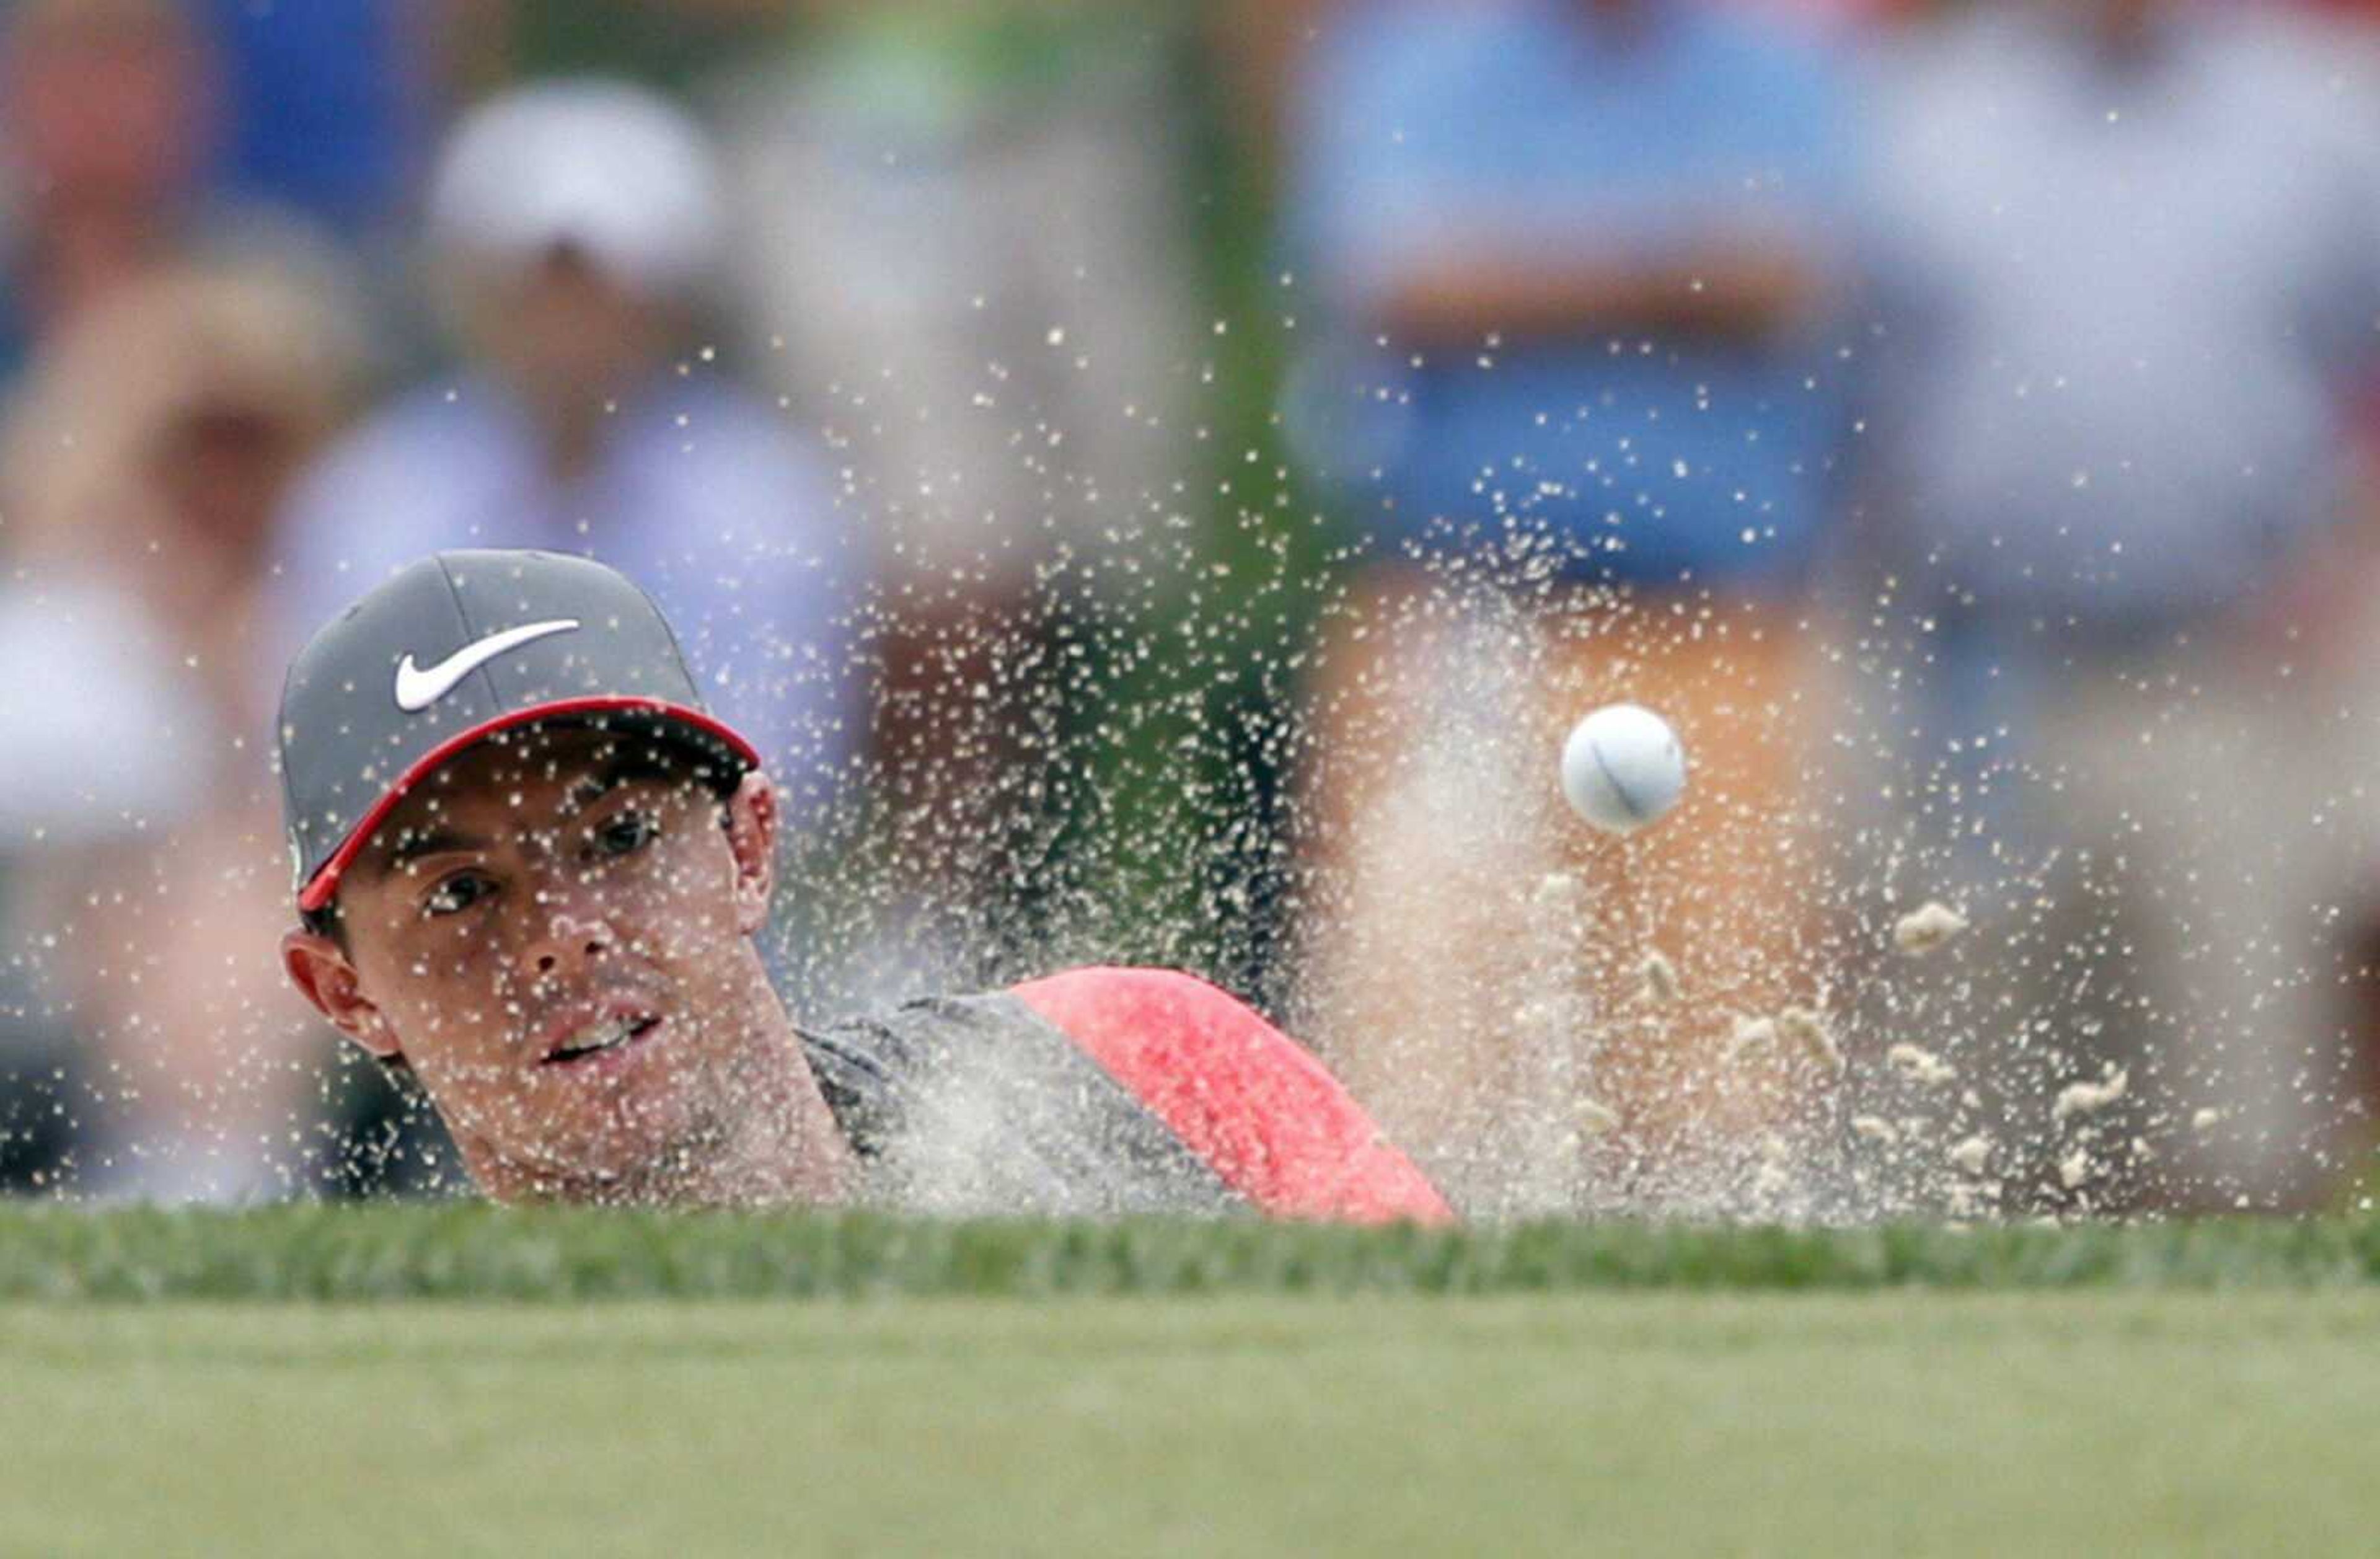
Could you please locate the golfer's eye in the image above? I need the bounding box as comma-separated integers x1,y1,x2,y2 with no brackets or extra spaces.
591,810,659,860
423,870,495,918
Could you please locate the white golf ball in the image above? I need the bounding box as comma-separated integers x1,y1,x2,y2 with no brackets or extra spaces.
1560,703,1686,835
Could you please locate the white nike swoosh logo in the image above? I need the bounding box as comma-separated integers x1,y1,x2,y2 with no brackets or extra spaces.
394,619,581,712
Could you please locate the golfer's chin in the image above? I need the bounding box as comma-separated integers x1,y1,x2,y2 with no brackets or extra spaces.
480,1079,723,1206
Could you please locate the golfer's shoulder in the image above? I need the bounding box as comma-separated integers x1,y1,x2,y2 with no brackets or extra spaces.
802,968,1316,1136
1014,966,1453,1223
801,969,1452,1221
1010,966,1260,1044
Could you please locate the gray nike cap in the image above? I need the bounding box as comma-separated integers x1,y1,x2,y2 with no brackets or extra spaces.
278,549,760,914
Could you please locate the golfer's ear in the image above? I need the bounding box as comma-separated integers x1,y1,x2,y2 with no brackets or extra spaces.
281,928,402,1062
723,770,778,934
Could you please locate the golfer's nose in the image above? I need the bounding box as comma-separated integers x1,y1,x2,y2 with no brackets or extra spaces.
520,911,614,982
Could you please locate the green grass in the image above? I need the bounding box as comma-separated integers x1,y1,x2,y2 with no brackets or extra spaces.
12,1210,2379,1553
8,1292,2379,1556
11,1204,2380,1301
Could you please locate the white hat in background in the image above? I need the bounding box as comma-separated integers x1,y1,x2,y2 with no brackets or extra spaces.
426,79,724,300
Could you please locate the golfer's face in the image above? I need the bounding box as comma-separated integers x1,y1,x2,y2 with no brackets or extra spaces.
336,728,753,1195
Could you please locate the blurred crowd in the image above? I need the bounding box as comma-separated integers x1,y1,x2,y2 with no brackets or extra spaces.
3,0,2380,1216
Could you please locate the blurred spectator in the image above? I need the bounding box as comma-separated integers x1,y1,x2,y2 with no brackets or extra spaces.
0,258,369,1199
1846,0,2380,1208
717,1,1211,991
1223,0,1897,187
0,0,350,387
271,81,859,818
1280,0,1856,1213
0,0,216,380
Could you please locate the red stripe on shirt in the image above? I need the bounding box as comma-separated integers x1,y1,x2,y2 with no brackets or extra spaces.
1011,966,1455,1225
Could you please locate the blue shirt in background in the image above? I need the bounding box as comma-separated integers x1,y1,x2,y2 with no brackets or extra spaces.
1288,0,1855,592
198,0,426,229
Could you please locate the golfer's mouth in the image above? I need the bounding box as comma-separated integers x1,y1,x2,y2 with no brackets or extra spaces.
542,1013,664,1067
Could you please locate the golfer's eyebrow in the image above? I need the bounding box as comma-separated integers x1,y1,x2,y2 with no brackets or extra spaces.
363,757,699,880
376,827,489,877
563,754,701,815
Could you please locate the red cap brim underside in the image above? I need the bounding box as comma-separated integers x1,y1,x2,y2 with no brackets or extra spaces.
294,695,761,914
